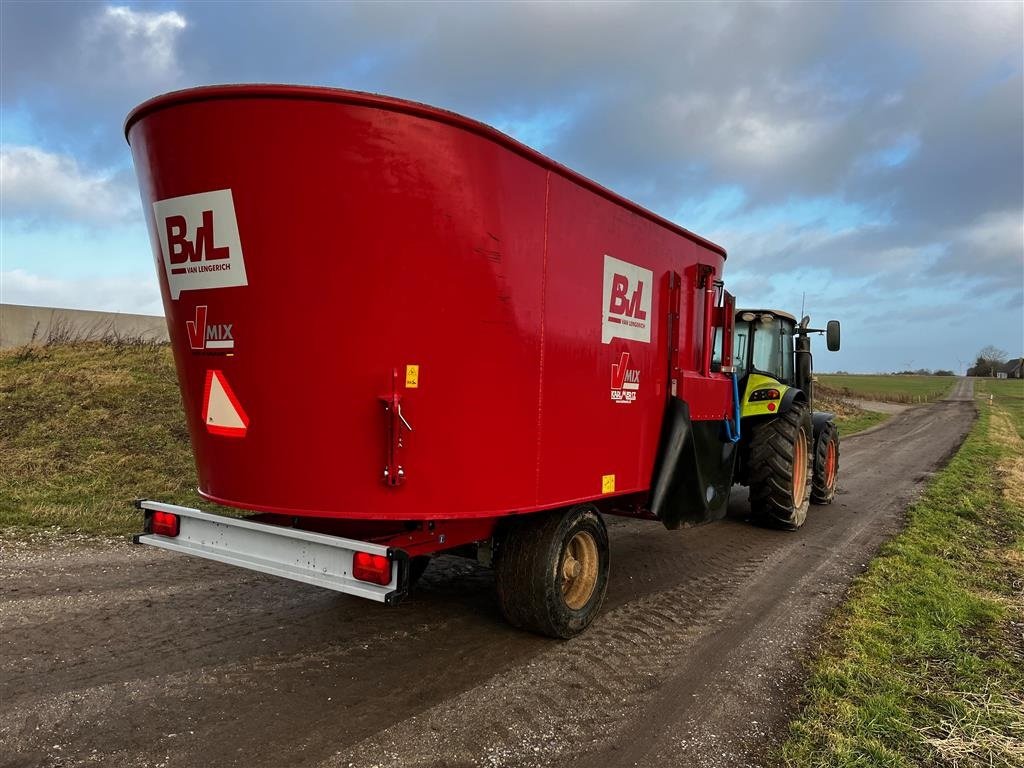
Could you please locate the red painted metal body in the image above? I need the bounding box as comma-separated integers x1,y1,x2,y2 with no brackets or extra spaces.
126,85,732,534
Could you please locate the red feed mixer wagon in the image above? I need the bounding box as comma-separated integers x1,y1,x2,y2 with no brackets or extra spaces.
127,85,840,637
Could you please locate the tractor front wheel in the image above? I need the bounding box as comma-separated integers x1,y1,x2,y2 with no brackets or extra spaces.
748,400,812,529
495,505,609,638
811,421,840,504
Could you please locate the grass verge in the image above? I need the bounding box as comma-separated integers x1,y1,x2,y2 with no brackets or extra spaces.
834,410,888,437
818,374,955,404
781,399,1024,766
0,342,222,538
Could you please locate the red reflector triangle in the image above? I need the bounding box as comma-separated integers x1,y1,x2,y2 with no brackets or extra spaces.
202,369,249,437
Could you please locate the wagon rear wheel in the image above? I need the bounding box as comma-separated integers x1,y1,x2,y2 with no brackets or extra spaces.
495,505,609,638
811,420,840,504
748,400,812,529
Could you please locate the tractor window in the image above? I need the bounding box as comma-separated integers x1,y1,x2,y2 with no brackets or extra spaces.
751,319,783,378
780,323,795,382
749,318,797,382
733,321,750,372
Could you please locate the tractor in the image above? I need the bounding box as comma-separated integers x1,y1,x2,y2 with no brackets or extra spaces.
724,309,842,529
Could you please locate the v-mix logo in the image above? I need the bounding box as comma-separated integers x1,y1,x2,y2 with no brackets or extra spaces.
610,351,640,404
187,305,235,351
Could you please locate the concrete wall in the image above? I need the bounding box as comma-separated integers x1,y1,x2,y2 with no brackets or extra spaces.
0,304,169,348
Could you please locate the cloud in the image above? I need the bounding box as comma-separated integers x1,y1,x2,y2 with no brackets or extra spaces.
83,5,187,88
0,3,188,166
936,209,1024,287
0,145,138,225
0,268,161,315
0,2,1020,369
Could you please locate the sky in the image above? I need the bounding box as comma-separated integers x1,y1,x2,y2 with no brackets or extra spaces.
1,1,1022,373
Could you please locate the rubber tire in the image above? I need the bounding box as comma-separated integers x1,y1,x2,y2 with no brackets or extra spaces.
811,420,840,505
495,505,610,639
748,400,812,530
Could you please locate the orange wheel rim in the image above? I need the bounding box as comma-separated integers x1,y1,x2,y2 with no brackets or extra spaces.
793,429,808,507
824,440,837,488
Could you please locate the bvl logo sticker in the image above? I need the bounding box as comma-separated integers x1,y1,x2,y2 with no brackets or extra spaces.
153,189,247,299
186,306,235,352
602,255,652,344
611,351,640,404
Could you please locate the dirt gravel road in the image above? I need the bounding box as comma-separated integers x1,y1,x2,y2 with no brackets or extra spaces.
1,380,976,768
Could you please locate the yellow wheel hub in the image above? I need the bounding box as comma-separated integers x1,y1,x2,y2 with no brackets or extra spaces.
561,531,599,610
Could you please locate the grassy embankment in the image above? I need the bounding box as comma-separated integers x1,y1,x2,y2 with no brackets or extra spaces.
828,407,888,438
782,377,1024,767
0,342,223,538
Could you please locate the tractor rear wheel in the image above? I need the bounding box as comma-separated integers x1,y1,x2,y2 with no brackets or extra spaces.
495,504,609,638
748,400,812,529
811,421,840,504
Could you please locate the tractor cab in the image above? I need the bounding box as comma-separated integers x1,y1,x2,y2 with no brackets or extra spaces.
732,308,841,408
733,309,798,387
724,308,843,528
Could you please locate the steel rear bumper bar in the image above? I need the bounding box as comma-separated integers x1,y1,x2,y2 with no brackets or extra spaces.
133,501,408,603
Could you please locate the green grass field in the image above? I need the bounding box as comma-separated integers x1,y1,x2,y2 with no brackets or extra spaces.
0,342,225,537
817,374,956,404
975,378,1024,438
782,399,1024,767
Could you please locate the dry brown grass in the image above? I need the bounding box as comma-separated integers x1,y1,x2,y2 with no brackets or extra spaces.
920,691,1024,768
989,408,1024,510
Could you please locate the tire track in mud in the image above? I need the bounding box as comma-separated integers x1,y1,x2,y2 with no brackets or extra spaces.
323,530,794,768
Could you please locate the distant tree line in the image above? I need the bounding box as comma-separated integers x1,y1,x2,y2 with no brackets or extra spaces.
889,369,956,376
830,346,1023,378
831,369,956,376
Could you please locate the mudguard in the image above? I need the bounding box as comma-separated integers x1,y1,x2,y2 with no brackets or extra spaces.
779,387,807,416
649,396,738,530
811,411,836,440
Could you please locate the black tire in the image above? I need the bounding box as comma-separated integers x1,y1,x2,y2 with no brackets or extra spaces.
811,420,840,505
748,400,812,529
495,505,609,638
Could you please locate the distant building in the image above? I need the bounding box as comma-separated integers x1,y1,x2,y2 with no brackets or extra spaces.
998,358,1024,379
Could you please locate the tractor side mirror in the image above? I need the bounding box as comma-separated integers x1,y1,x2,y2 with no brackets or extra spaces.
826,320,841,351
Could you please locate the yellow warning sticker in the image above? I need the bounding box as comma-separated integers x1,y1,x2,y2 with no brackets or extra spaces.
405,364,419,388
601,474,616,494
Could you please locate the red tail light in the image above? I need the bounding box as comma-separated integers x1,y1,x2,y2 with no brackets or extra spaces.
151,511,180,537
353,552,391,585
